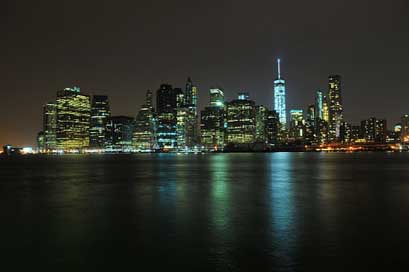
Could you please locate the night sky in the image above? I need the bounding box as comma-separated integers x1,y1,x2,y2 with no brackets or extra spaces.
1,0,408,146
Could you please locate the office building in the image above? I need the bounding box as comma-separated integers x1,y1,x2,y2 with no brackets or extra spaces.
56,87,91,150
37,131,45,152
156,84,183,149
133,90,156,151
266,110,279,145
106,116,134,151
305,104,316,144
200,88,225,150
209,88,225,108
315,90,323,120
225,93,256,144
89,95,110,149
176,78,199,150
322,95,329,123
255,105,268,142
43,102,57,150
340,121,352,143
401,115,409,143
361,117,387,143
328,75,343,141
289,109,304,140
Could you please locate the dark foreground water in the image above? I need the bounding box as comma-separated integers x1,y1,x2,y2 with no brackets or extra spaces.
1,153,409,271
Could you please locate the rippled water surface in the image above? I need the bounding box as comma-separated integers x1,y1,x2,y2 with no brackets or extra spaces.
1,153,409,271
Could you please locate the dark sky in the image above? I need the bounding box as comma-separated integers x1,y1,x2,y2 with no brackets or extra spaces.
1,0,408,146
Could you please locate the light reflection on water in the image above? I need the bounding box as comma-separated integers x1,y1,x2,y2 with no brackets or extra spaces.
269,153,297,267
1,153,409,271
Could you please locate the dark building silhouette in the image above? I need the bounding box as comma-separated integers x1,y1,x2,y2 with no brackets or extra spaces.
106,116,134,151
156,84,183,149
89,95,110,149
133,90,156,150
43,102,57,150
266,110,279,145
361,117,387,143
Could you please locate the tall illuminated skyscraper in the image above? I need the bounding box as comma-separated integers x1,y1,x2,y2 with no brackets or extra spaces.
156,84,183,149
225,93,256,144
43,102,57,150
133,90,156,150
322,95,329,123
200,88,225,150
315,90,323,120
328,75,343,141
89,95,110,149
274,58,287,129
56,87,91,150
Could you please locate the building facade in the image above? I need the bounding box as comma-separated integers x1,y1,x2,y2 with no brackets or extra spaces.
361,117,387,143
133,90,156,151
289,109,305,140
106,116,134,151
225,94,256,144
156,84,183,149
89,95,110,149
56,87,91,150
43,102,57,150
328,75,343,141
274,59,287,129
401,115,409,143
200,88,225,151
255,105,268,142
266,110,279,145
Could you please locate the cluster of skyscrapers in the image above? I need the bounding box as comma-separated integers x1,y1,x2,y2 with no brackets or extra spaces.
36,60,409,153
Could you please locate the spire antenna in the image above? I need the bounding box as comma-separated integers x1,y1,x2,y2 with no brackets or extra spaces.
277,58,281,79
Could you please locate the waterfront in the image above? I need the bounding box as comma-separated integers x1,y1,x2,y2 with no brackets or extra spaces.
1,153,409,271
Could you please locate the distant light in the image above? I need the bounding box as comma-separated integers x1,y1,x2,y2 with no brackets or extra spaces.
22,147,33,154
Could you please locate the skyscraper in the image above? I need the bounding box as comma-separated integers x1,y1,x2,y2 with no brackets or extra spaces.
200,88,225,151
401,115,409,143
133,90,156,151
340,121,352,143
361,117,387,143
89,95,110,149
266,110,279,145
315,90,323,120
289,109,305,140
225,93,256,144
37,131,45,152
209,88,225,108
255,105,268,142
328,75,343,141
43,102,57,150
274,58,287,129
322,95,329,123
56,87,91,150
156,84,183,149
176,77,199,150
106,116,134,151
305,105,316,143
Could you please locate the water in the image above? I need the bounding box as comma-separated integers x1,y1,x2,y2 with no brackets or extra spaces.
1,153,409,271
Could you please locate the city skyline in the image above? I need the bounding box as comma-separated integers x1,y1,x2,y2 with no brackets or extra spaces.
1,0,409,146
2,66,409,148
25,73,407,154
